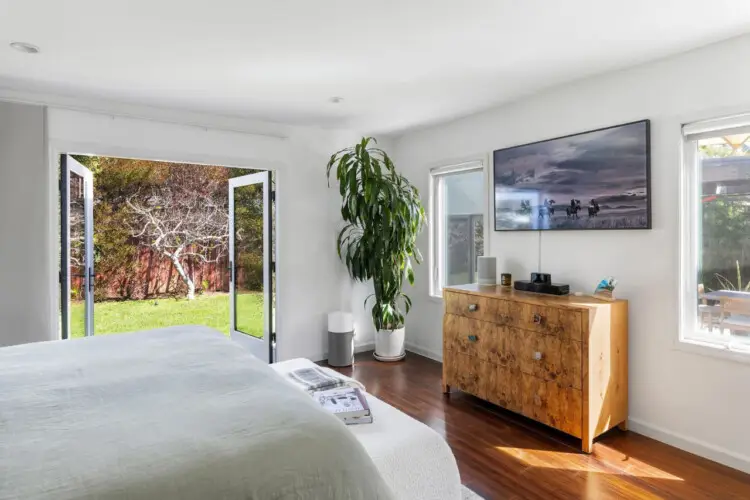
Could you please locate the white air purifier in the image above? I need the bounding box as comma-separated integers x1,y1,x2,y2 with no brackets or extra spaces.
327,312,355,367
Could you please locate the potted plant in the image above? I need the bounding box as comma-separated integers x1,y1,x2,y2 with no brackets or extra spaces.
327,138,426,361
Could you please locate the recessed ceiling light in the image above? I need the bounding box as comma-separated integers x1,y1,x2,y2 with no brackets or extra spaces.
329,96,344,104
9,42,40,54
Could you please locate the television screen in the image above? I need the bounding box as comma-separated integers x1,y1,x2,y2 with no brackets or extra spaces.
493,120,651,231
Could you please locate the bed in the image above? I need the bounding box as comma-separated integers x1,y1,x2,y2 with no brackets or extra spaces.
0,327,461,500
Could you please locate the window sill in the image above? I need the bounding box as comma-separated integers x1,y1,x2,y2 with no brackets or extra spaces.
674,336,750,365
428,293,444,304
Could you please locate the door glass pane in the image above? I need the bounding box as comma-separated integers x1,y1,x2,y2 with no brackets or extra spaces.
233,182,265,338
443,170,485,286
69,171,87,338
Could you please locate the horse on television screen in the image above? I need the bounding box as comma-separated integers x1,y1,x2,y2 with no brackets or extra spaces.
588,199,601,218
537,199,556,219
566,199,581,219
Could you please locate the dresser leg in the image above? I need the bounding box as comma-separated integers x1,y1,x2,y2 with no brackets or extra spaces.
582,436,594,454
443,383,451,394
618,420,628,431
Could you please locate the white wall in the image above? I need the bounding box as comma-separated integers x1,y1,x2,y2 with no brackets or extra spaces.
277,127,383,359
394,34,750,472
0,101,49,347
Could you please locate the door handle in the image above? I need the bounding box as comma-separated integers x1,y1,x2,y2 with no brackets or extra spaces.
228,261,233,283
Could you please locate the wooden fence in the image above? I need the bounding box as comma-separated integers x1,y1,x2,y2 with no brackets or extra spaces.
72,247,236,300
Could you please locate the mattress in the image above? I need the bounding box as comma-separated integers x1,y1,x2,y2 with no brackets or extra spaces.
273,358,462,500
0,327,395,500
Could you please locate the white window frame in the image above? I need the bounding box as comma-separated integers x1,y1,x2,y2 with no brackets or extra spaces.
679,112,750,363
428,157,490,299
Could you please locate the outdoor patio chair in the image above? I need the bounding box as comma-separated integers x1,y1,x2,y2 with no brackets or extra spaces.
719,296,750,336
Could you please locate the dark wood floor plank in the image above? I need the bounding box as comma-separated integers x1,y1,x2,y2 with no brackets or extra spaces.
323,351,750,500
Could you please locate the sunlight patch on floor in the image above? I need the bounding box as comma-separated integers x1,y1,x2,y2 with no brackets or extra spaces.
494,446,684,481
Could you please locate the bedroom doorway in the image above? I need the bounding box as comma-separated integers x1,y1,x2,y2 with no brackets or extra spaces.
58,154,276,362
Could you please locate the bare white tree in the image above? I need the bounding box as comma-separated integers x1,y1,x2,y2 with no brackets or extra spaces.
68,200,85,268
126,166,229,300
61,170,90,298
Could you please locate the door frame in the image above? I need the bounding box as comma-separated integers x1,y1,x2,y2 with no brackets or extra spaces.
60,154,95,339
228,170,274,362
48,128,283,349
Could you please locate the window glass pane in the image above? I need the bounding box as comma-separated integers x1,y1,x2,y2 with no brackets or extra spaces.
696,134,750,348
442,170,484,287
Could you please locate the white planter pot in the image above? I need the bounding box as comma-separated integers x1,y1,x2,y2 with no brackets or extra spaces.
374,327,406,362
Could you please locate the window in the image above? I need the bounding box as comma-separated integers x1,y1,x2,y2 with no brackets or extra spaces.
682,114,750,354
429,160,488,298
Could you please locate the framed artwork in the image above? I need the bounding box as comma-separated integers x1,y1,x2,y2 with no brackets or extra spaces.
493,120,651,231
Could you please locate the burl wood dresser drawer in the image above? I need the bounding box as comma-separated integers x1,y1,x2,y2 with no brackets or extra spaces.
443,350,583,437
444,314,582,389
442,284,628,453
445,289,583,341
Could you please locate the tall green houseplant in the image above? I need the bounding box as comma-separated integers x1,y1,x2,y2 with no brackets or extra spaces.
327,137,426,339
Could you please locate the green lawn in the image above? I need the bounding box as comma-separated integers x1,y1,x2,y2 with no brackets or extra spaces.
70,292,264,338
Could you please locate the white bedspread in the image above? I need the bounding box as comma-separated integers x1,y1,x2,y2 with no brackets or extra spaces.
0,327,395,500
273,358,462,500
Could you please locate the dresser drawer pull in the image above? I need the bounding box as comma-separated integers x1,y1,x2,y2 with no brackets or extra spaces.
533,313,543,324
468,303,478,312
533,351,543,361
467,335,479,343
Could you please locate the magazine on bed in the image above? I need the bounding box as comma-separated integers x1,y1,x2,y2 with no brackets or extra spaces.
288,366,347,392
313,387,372,424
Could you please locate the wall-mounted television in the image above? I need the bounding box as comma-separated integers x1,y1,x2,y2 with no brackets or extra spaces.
493,120,651,231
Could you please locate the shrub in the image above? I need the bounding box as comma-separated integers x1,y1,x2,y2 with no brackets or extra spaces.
239,253,263,291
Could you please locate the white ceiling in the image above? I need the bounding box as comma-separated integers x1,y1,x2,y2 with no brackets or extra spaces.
1,0,750,135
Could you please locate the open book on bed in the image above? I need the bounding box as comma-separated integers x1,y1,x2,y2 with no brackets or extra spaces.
288,367,373,424
314,387,373,425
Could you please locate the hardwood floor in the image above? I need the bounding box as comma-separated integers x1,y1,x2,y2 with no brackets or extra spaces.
324,351,750,500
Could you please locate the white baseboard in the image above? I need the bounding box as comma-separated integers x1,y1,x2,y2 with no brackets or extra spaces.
312,341,442,364
404,342,443,362
355,342,376,354
628,417,750,474
309,342,375,364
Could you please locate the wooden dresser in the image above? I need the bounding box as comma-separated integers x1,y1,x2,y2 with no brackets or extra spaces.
442,284,628,452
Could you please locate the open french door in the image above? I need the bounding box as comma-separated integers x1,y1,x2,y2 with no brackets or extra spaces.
60,155,95,339
229,171,274,362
